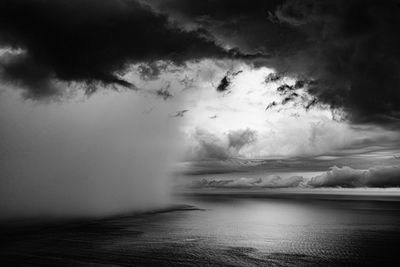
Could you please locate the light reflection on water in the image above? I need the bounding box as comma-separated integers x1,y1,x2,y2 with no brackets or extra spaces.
125,194,400,265
2,194,400,266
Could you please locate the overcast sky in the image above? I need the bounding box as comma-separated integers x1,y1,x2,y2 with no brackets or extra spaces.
1,0,400,217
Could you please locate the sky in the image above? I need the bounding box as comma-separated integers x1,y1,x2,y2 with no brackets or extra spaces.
1,0,400,217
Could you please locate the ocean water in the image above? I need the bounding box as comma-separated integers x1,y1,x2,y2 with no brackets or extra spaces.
2,192,400,266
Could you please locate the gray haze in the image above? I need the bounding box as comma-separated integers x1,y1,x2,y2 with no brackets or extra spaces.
0,88,181,219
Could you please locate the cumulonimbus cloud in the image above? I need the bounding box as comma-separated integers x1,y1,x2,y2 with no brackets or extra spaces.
147,0,400,127
1,0,400,128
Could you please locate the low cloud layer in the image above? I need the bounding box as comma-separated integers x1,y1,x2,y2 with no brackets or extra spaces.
193,165,400,189
308,165,400,188
194,175,304,189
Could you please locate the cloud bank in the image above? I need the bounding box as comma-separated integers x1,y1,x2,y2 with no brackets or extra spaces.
192,165,400,189
194,175,304,189
308,165,400,188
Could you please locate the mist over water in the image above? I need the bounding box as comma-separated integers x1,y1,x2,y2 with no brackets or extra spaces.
0,89,182,219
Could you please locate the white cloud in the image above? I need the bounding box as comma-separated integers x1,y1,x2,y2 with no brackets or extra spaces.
192,165,400,189
177,61,399,160
185,128,258,160
308,165,400,188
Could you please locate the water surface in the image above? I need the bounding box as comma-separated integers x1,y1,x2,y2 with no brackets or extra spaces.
2,192,400,266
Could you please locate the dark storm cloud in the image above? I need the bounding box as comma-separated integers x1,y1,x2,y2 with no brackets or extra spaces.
216,75,230,92
216,70,243,92
146,0,306,55
146,0,400,126
1,0,400,125
0,51,59,98
271,0,400,125
0,0,248,99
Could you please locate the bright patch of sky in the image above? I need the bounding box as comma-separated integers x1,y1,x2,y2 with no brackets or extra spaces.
123,60,399,162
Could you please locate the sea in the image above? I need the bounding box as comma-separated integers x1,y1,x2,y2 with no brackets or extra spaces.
2,189,400,266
